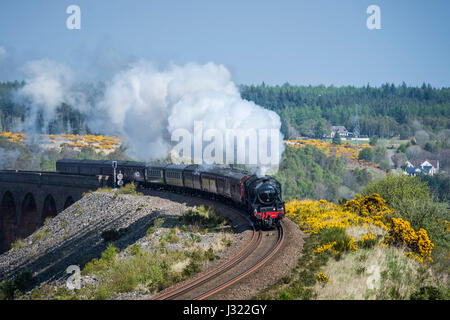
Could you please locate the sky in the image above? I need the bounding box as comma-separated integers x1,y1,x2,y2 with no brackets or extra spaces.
0,0,449,87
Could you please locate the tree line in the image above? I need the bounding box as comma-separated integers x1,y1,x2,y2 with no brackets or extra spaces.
1,81,449,138
240,82,450,139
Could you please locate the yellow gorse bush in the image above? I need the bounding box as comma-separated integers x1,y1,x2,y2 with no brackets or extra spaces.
314,242,338,255
0,131,121,153
360,233,376,242
0,131,25,144
385,218,434,263
286,193,434,263
286,199,364,234
316,272,331,284
285,139,373,164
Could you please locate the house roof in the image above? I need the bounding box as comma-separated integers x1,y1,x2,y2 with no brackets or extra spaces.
331,126,348,131
424,160,439,168
407,159,439,168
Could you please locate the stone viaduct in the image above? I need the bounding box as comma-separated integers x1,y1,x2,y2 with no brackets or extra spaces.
0,170,108,253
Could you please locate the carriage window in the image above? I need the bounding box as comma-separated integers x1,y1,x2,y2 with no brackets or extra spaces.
150,170,160,177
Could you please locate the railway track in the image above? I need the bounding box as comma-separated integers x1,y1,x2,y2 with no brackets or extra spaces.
152,204,284,300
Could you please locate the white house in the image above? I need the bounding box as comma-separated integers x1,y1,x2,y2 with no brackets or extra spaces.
330,126,350,138
404,160,439,176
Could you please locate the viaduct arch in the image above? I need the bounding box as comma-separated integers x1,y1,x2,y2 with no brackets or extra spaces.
0,170,108,253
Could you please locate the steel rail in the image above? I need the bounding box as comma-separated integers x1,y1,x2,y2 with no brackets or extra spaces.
193,224,284,300
153,208,261,300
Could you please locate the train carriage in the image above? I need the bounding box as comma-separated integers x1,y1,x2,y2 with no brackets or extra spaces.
164,164,187,188
182,165,201,191
116,161,147,183
200,172,217,194
56,159,146,184
55,159,285,228
146,164,165,185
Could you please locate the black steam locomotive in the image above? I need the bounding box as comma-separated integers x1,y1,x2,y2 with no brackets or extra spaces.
56,159,285,228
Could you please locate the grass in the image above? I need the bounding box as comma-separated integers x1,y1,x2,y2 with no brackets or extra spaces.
161,228,180,244
312,245,447,300
92,182,143,198
26,242,219,300
255,233,323,300
128,244,143,256
3,198,235,300
254,225,448,300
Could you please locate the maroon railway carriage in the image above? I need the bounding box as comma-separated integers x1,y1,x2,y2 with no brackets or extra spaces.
56,160,285,228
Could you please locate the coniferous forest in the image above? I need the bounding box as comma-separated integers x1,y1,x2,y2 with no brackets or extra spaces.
240,83,450,139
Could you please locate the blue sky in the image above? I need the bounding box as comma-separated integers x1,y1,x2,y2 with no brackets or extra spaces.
0,0,449,87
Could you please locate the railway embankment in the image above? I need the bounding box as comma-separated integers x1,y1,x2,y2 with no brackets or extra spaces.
0,189,248,299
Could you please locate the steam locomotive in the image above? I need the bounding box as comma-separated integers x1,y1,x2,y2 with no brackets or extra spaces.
56,159,285,228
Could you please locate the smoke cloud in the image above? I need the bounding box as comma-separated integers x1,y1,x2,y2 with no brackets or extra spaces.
0,148,20,170
12,59,284,175
15,59,89,132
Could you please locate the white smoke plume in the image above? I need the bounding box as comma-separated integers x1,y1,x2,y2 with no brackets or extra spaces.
14,59,89,133
95,61,284,175
0,148,20,170
13,59,284,175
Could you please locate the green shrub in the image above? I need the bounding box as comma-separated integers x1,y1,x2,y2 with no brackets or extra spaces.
146,217,165,235
32,227,50,243
319,227,355,252
278,290,293,300
11,239,27,252
60,219,68,229
72,203,83,215
129,244,142,256
410,286,447,300
146,226,155,235
0,279,16,300
163,228,180,243
114,182,143,196
204,248,217,261
82,243,118,275
182,206,226,230
90,249,187,299
359,148,374,161
363,174,449,264
183,260,202,277
0,270,34,300
190,233,201,243
357,237,378,249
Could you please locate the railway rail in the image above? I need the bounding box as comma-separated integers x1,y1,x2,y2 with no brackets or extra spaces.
152,203,284,300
